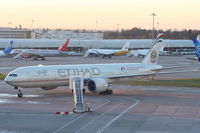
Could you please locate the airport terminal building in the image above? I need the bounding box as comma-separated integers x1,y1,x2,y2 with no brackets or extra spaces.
0,28,194,54
0,38,194,54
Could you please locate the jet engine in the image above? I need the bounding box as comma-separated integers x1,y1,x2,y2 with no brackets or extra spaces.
41,86,57,90
86,78,108,93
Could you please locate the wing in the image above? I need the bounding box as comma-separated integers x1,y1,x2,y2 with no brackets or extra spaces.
103,70,198,79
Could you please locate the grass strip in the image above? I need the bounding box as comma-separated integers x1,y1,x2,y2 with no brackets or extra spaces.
118,78,200,88
0,74,6,80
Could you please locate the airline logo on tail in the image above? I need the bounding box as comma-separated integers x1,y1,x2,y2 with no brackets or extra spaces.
154,33,164,43
150,50,157,63
150,33,164,63
142,33,164,64
58,39,70,52
192,37,200,61
3,40,13,55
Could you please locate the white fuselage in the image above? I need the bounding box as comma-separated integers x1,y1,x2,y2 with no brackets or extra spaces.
128,49,168,57
5,63,162,88
86,49,118,54
11,49,61,56
85,48,128,56
11,49,82,57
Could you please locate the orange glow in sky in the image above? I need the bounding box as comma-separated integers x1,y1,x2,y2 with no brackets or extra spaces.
0,0,200,30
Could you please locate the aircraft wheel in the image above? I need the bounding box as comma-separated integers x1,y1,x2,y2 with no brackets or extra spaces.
18,89,23,98
99,89,113,95
99,91,104,95
83,88,86,93
109,90,113,95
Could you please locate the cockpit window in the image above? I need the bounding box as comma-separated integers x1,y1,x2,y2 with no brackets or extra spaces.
9,74,18,77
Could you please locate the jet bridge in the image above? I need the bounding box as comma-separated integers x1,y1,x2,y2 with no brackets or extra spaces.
69,76,92,113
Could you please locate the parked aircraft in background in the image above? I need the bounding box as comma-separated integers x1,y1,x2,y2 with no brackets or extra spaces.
5,33,192,98
127,35,169,57
191,35,200,61
185,35,200,61
84,42,130,58
10,39,81,60
0,41,13,57
127,47,168,57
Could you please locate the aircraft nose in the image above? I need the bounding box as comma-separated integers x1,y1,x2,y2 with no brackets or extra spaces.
4,75,11,84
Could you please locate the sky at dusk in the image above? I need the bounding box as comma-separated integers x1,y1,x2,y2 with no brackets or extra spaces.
0,0,199,30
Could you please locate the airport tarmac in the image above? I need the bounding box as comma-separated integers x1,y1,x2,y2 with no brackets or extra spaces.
0,56,200,133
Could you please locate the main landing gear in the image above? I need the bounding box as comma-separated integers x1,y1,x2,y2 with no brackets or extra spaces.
15,86,23,98
99,89,113,95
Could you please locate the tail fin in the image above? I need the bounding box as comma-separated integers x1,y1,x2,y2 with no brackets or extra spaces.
58,39,70,52
121,42,130,51
142,33,164,64
192,36,200,61
197,34,200,42
3,40,13,55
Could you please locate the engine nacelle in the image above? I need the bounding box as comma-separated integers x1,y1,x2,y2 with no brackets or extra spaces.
86,78,108,93
41,86,57,90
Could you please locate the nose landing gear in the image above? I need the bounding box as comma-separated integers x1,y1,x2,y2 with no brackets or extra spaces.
15,86,23,98
18,89,23,98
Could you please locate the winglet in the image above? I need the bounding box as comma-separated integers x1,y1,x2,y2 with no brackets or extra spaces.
58,39,70,52
3,40,13,55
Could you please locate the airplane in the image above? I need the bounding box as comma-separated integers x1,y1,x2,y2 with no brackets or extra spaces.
5,33,194,97
186,35,200,61
129,48,169,57
11,39,74,60
127,39,169,57
192,35,200,61
84,42,130,58
0,40,13,57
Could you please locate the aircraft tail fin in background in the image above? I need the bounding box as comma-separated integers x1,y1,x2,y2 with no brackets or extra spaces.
142,33,164,64
192,36,200,62
58,39,70,52
197,34,200,42
3,40,13,55
121,42,130,51
159,43,165,52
